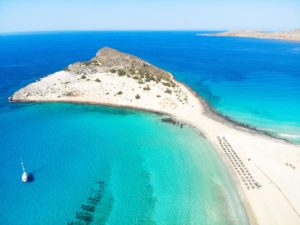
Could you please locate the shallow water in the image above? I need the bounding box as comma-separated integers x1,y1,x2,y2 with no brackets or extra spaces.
0,103,249,225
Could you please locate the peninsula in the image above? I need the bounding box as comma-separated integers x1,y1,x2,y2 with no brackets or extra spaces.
11,48,300,225
200,29,300,42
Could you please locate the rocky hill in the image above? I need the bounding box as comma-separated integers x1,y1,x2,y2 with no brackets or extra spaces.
66,47,172,81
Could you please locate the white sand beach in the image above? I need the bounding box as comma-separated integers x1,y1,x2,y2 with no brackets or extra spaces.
10,48,300,225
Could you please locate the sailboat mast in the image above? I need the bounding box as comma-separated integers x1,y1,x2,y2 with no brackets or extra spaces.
20,158,26,172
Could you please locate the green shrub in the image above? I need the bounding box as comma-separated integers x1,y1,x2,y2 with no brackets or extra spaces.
95,78,101,82
162,82,171,87
135,94,140,99
165,88,172,94
81,75,86,79
117,69,126,76
117,91,123,95
143,85,151,91
110,69,116,73
170,81,176,87
129,68,135,74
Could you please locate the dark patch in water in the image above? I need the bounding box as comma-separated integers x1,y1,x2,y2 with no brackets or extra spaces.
9,102,137,116
194,80,220,104
67,180,105,225
161,117,184,128
223,70,246,81
27,173,34,182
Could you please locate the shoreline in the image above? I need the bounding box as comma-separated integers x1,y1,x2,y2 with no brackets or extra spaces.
199,29,300,42
178,82,294,144
9,98,257,224
10,99,254,224
10,47,300,225
10,87,293,145
9,89,297,225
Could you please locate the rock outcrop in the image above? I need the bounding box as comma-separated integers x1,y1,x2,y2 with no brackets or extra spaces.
66,47,172,81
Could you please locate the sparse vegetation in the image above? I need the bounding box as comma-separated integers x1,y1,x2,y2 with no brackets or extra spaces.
64,91,77,97
165,88,172,94
135,94,140,99
162,82,171,87
116,91,123,95
128,68,134,74
170,81,176,87
95,78,101,82
156,95,161,98
61,48,173,81
117,69,126,76
81,75,87,79
143,85,151,91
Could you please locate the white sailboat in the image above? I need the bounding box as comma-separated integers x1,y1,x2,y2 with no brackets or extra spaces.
20,158,29,183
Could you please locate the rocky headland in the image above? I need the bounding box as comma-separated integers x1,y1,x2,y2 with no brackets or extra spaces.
11,47,198,116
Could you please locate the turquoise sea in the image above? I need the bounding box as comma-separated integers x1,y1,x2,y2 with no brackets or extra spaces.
0,103,249,224
0,31,299,224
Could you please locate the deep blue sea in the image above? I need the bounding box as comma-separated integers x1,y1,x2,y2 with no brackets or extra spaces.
0,31,299,224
